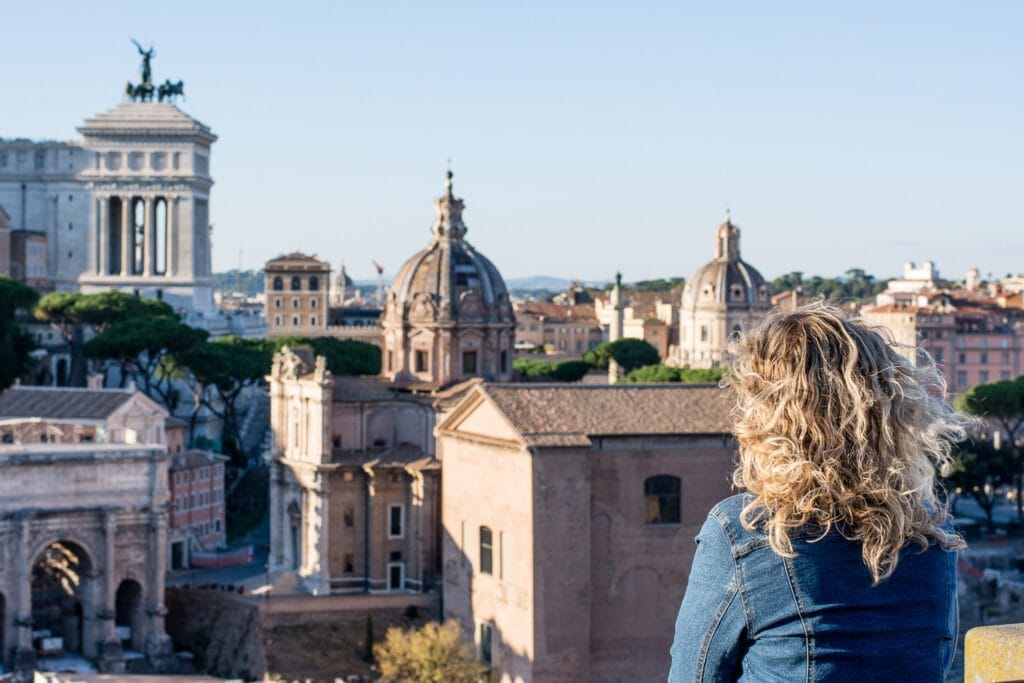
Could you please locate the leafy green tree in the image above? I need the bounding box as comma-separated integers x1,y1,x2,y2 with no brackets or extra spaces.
609,338,660,372
583,342,613,369
174,337,273,451
955,376,1024,522
271,336,381,376
944,437,1015,533
34,291,175,386
85,316,208,402
374,621,487,683
621,364,726,384
584,339,660,373
513,358,590,382
0,277,39,390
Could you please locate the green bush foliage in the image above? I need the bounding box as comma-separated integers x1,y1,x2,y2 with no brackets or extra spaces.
373,621,486,683
622,364,726,384
513,358,590,382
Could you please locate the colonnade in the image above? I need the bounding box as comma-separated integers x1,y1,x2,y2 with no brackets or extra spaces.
95,194,177,277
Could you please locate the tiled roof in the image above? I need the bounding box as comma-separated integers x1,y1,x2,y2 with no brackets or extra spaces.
332,376,403,402
479,383,734,447
0,386,135,420
515,302,598,321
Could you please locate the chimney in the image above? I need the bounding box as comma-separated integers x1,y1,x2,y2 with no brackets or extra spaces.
86,373,104,389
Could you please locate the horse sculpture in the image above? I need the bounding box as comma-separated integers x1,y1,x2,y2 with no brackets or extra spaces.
158,79,185,103
125,80,155,102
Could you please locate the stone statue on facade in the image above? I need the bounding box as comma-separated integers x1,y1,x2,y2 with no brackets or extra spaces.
125,40,185,103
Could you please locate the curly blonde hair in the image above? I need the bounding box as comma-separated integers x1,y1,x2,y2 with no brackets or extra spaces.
728,301,964,583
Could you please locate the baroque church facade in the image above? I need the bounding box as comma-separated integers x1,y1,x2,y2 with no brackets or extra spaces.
670,213,772,368
267,173,516,595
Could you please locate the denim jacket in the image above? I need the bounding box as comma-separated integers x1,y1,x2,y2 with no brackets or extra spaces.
668,494,958,682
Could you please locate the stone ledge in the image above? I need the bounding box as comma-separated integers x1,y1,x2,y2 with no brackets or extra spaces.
965,623,1024,682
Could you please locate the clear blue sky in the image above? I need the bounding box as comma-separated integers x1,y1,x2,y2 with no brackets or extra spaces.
3,2,1021,283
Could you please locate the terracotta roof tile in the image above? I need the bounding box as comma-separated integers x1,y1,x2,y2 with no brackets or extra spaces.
480,383,734,446
0,387,135,420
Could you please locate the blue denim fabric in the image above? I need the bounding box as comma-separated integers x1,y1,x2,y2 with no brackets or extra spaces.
668,494,958,682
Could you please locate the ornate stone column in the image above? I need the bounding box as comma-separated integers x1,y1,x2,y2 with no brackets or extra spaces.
408,471,422,591
145,510,174,670
14,515,37,673
268,462,284,570
120,196,131,277
167,196,177,277
97,511,124,672
98,196,109,275
143,196,154,276
308,476,332,596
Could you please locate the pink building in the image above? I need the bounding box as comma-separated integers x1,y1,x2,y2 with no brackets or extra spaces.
168,450,227,569
862,292,1024,394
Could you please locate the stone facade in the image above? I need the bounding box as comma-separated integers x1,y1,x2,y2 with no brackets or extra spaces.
0,103,218,318
671,214,772,368
0,443,173,674
381,172,515,387
266,347,457,596
436,383,737,682
264,253,331,337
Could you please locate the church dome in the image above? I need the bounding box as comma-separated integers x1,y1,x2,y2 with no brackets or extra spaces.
681,214,771,311
385,171,513,325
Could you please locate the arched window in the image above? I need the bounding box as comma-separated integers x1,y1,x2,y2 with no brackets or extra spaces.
479,526,493,575
291,276,301,291
644,475,681,525
272,276,284,291
309,276,319,291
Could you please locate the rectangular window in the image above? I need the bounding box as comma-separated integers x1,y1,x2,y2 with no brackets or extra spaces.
645,475,681,525
344,553,354,574
934,349,944,364
344,507,354,527
463,350,478,374
957,371,968,388
980,371,989,383
981,352,988,365
275,298,282,308
480,622,494,666
415,350,428,373
388,562,404,591
958,352,966,364
500,350,508,373
479,526,493,575
388,504,404,539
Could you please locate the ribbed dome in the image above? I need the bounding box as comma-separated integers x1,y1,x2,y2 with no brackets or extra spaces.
385,172,513,325
682,215,771,310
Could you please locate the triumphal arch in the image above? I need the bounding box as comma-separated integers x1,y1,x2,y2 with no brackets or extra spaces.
0,443,174,674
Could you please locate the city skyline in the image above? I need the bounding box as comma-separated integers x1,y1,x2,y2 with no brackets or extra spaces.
2,1,1021,282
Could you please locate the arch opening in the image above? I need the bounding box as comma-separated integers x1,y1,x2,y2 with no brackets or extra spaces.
115,579,145,652
31,540,96,660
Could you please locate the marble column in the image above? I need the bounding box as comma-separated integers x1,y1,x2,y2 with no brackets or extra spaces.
145,511,173,668
143,196,154,276
119,196,130,277
97,511,124,671
14,516,36,672
269,463,284,570
98,197,109,275
314,478,331,595
407,473,422,590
